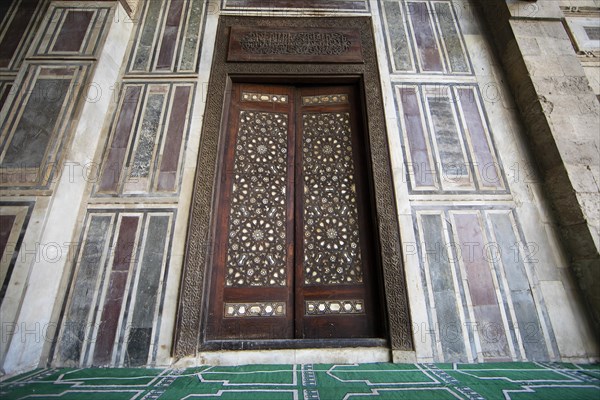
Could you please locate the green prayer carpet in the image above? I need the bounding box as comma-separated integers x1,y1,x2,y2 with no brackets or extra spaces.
1,362,598,399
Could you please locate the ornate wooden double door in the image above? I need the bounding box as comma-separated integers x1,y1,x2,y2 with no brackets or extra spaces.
206,83,382,342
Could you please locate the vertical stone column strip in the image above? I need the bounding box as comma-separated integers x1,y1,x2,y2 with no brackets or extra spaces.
478,1,600,337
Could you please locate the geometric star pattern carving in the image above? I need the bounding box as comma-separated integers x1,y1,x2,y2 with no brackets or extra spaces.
302,112,363,285
225,111,289,287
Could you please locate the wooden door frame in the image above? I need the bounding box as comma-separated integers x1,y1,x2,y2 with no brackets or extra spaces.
174,16,413,357
204,80,384,350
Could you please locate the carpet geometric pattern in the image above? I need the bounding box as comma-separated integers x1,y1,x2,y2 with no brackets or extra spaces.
1,362,599,399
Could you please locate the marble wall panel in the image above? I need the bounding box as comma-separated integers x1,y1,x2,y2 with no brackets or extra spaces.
33,4,111,58
394,83,507,193
418,212,469,362
0,202,34,304
94,82,195,197
451,212,511,361
381,0,414,72
379,0,472,74
0,0,46,72
414,207,555,362
0,1,125,373
55,214,113,367
124,214,170,366
487,211,549,361
374,0,589,362
50,0,206,369
92,215,140,366
127,0,207,74
0,63,90,190
54,209,175,367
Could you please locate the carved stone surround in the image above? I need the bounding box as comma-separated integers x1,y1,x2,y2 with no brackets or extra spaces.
174,16,413,357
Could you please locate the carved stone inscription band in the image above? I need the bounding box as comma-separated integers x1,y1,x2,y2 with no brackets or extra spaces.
228,26,363,63
241,32,351,55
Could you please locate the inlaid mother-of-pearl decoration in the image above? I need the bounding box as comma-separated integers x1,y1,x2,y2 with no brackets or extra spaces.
225,111,289,287
242,92,289,103
302,112,363,285
305,299,365,315
224,302,286,318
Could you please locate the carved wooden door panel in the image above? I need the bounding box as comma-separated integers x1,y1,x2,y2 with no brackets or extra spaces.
295,86,380,339
205,83,381,342
206,83,295,341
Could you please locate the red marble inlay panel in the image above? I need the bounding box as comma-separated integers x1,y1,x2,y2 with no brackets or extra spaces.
407,2,443,72
454,213,510,359
400,87,435,187
99,86,142,192
457,88,502,189
454,214,497,306
156,0,184,70
93,216,139,365
157,85,190,191
52,10,94,52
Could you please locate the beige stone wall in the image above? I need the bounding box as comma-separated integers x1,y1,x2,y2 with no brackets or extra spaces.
480,0,600,343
